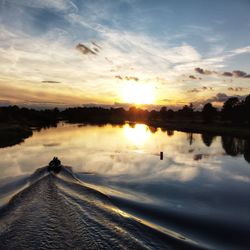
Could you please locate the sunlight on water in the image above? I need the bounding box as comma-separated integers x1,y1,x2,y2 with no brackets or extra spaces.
1,123,250,249
123,124,151,146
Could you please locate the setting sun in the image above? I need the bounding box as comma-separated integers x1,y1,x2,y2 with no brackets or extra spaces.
121,83,155,105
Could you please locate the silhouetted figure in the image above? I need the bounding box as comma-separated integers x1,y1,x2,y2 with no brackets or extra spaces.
48,157,62,173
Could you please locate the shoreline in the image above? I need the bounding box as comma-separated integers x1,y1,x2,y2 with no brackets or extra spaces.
146,120,250,138
0,124,33,148
0,119,249,149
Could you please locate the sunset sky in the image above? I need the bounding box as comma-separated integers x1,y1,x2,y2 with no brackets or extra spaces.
0,0,250,109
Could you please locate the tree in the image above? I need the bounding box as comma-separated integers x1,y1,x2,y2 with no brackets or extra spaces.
221,97,239,122
178,103,194,118
244,95,250,123
202,103,217,123
159,106,167,120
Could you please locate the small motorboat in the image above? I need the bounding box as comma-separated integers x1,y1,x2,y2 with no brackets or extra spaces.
48,157,62,173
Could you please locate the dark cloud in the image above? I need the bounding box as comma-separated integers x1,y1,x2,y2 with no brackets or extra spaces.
196,68,250,79
41,80,61,83
76,43,97,55
115,75,139,81
189,75,197,79
195,67,214,75
205,93,247,104
206,93,229,103
233,70,247,78
115,75,123,80
222,72,233,77
188,88,200,93
202,86,213,91
125,76,139,81
188,86,213,93
91,41,102,49
228,87,243,92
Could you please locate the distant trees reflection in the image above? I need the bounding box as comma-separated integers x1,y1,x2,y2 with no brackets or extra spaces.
201,133,215,147
221,136,250,163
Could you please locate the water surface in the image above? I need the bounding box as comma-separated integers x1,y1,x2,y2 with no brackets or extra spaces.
0,123,250,249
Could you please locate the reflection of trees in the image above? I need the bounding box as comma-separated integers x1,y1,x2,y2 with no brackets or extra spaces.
221,136,245,156
201,133,215,147
187,133,194,145
148,126,157,133
221,136,250,164
244,139,250,163
160,128,174,136
167,130,174,137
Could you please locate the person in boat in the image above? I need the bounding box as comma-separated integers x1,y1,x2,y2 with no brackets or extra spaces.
48,157,62,172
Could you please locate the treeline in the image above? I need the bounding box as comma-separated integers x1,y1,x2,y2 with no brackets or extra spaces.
0,105,59,127
61,94,250,125
0,94,249,126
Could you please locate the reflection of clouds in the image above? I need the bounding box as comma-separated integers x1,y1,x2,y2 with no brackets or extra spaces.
0,123,249,187
1,123,250,225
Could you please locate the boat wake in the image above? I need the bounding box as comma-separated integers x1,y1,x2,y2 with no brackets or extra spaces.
0,166,200,249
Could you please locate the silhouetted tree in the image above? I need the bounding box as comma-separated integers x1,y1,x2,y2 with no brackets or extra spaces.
159,106,167,120
221,97,240,123
166,109,175,119
149,110,159,120
244,95,250,123
178,103,194,118
202,103,217,123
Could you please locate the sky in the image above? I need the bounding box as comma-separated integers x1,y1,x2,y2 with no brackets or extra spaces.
0,0,250,109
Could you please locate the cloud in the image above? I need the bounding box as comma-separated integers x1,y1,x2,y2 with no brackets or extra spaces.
125,76,139,81
41,80,61,83
232,70,247,78
188,88,200,93
91,41,102,49
187,86,213,93
228,87,244,92
222,72,233,77
205,93,247,104
76,43,97,55
230,46,250,55
194,67,214,75
195,67,250,79
115,75,123,80
189,75,197,79
115,76,139,81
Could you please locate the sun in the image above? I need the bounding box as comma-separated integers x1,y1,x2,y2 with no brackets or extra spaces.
121,83,155,105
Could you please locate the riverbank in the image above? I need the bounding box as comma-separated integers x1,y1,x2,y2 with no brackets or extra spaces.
0,124,33,148
147,120,250,138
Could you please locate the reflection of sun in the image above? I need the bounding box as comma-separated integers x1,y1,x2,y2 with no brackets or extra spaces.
123,124,151,145
121,83,155,105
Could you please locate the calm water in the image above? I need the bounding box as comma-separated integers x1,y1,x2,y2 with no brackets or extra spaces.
0,123,250,249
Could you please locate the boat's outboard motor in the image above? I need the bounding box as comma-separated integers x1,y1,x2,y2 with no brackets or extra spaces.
48,157,62,173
